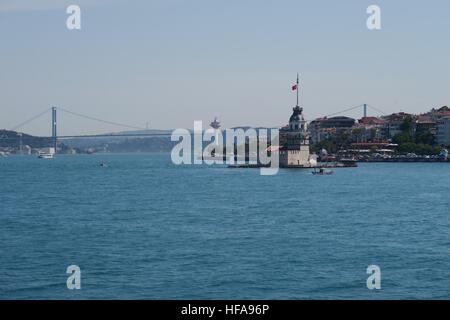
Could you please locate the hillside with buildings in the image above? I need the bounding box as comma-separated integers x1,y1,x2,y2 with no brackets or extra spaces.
2,106,449,158
309,106,450,157
0,130,53,155
0,130,77,155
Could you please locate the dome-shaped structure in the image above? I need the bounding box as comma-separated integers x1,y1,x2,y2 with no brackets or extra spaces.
289,106,303,122
288,106,307,132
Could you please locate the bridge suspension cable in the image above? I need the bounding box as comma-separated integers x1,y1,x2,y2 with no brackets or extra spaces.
57,107,146,131
366,104,388,115
9,108,52,132
322,104,364,118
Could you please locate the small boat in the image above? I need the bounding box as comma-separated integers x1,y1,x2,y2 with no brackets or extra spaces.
312,168,333,175
38,152,54,159
99,163,107,167
37,148,55,159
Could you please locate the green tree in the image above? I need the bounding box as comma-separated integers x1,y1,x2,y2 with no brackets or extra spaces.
393,132,413,145
415,131,435,145
352,128,364,143
400,115,414,134
311,131,352,154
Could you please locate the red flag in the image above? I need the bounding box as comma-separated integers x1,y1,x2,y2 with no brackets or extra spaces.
292,84,298,91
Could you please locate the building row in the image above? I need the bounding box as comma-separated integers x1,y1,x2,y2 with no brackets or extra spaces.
309,106,450,146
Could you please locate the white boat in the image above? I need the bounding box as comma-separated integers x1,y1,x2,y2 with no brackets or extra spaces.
38,152,54,159
37,147,55,159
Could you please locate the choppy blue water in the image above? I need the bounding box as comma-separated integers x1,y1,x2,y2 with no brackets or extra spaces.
1,153,450,299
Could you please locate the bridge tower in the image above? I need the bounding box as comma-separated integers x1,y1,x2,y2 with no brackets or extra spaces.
363,104,367,118
52,107,57,152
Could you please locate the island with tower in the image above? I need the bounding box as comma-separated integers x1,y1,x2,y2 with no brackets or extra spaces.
225,75,357,169
278,104,316,168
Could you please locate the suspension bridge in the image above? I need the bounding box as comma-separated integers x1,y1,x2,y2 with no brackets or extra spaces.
1,103,387,151
2,106,173,150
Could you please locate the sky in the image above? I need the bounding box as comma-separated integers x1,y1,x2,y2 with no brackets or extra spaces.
0,0,449,136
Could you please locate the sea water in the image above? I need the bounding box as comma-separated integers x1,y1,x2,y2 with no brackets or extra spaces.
1,153,449,299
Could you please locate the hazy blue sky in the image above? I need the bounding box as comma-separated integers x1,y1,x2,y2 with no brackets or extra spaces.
1,0,449,135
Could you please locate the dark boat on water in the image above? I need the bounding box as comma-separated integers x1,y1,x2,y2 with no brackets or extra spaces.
312,168,334,175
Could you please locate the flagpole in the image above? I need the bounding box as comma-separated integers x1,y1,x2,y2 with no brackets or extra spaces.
296,73,299,107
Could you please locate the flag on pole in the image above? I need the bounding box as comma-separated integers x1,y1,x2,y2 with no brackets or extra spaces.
294,73,300,106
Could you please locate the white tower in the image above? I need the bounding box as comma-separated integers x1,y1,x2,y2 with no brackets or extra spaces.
279,74,311,167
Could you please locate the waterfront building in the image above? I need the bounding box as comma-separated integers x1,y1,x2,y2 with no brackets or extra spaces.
436,117,450,146
358,116,385,126
381,112,416,139
309,117,326,144
354,117,386,142
309,116,355,144
349,142,397,151
427,106,450,121
415,115,436,135
322,116,356,131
